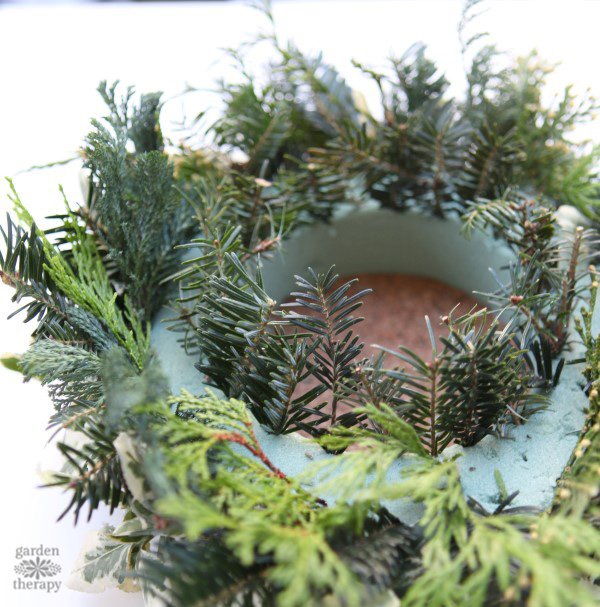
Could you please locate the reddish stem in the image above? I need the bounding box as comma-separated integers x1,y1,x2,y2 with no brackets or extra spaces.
216,424,328,507
215,430,288,480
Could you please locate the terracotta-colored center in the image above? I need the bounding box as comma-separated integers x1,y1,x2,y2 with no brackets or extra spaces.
287,273,482,362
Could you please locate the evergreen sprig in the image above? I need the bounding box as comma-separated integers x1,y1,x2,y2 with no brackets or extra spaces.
99,385,433,607
465,191,597,356
314,414,600,607
376,311,547,453
1,179,152,524
283,266,372,426
48,417,129,523
335,352,408,427
126,391,407,607
2,3,600,605
141,536,275,607
437,312,545,445
190,256,376,435
0,204,79,342
298,32,599,218
20,339,103,410
83,82,195,321
559,274,600,524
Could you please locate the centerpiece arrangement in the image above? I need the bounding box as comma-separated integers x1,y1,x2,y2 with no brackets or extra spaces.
2,1,600,605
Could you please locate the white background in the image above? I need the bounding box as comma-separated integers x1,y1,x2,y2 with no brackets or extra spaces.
1,1,599,605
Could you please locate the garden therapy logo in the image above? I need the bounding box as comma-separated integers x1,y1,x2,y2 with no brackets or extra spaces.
13,545,62,593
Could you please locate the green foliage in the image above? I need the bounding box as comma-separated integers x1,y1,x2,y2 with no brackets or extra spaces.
168,218,549,452
0,199,78,343
464,190,596,358
4,4,600,606
177,5,363,240
192,259,374,434
145,514,418,607
390,42,449,113
330,508,422,599
314,412,600,607
283,266,372,426
403,511,600,607
192,253,294,424
47,416,129,523
102,347,169,430
4,181,150,367
462,190,556,251
1,183,154,524
0,353,21,372
374,316,450,456
298,25,599,218
40,346,168,523
377,311,547,453
46,208,149,368
335,352,407,423
494,468,509,502
212,79,293,176
556,405,600,524
142,536,276,607
100,385,430,607
171,33,360,307
306,41,475,216
97,80,164,154
127,391,390,607
193,173,300,249
311,403,431,496
436,312,545,446
469,49,599,209
167,168,337,353
259,335,329,434
211,21,358,179
83,82,194,321
560,276,600,523
20,339,103,410
459,0,600,210
573,269,600,385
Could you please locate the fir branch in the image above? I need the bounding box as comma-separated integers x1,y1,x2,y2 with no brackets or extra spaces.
192,255,340,434
375,316,451,456
262,335,328,434
47,416,129,523
284,266,372,426
0,206,81,341
332,508,423,597
140,537,274,607
437,312,546,445
378,311,546,452
465,191,596,357
335,352,407,430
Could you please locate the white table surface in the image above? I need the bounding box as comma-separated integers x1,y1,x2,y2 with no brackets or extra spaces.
1,1,599,605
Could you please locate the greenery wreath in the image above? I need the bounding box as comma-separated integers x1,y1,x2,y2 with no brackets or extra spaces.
1,1,600,605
